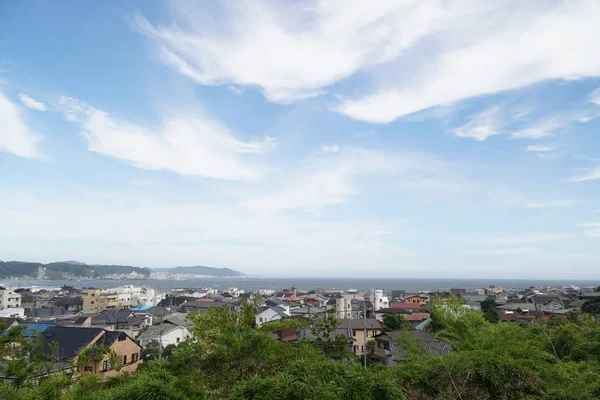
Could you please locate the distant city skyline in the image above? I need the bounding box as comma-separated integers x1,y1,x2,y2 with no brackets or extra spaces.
1,1,599,278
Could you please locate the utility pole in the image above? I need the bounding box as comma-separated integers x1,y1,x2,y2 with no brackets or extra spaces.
363,300,367,368
158,314,163,360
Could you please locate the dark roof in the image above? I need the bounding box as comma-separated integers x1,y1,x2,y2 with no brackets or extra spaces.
0,317,20,329
164,316,190,327
144,306,171,316
297,327,355,342
25,307,74,318
91,309,134,324
339,319,381,330
74,316,89,325
375,307,411,314
377,331,452,360
157,296,197,307
38,327,104,360
266,298,286,307
53,297,83,307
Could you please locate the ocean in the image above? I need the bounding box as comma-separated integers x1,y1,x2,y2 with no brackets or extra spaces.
1,277,598,293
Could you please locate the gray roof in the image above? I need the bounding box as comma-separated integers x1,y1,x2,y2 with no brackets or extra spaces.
460,295,488,303
271,306,289,318
164,316,190,327
339,319,381,330
137,324,180,343
297,327,354,342
266,298,286,307
379,331,451,360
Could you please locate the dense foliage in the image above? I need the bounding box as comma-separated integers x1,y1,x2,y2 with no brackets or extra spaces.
2,298,600,399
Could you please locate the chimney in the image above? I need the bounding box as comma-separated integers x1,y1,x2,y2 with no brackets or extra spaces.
291,287,297,298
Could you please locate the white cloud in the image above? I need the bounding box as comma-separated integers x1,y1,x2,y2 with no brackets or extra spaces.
320,145,340,153
577,222,600,228
465,247,590,259
138,1,600,116
17,93,47,111
58,96,275,181
335,2,600,122
584,229,600,237
526,144,557,152
568,167,600,182
0,91,42,159
590,87,600,106
453,107,501,141
526,200,578,209
0,190,411,274
479,233,568,246
244,148,395,212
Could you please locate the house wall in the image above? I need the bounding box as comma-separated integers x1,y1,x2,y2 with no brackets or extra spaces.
405,296,427,305
351,328,382,356
0,290,22,310
138,327,192,348
373,336,392,359
256,308,283,327
79,336,142,380
83,289,103,312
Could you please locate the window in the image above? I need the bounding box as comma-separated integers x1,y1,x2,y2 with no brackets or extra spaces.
123,355,127,365
132,353,139,363
91,301,94,304
84,366,93,372
102,360,108,371
176,337,180,343
383,342,390,350
377,341,382,349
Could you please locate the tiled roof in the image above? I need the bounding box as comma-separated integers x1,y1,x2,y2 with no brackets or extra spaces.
380,331,451,361
405,313,431,321
390,303,422,309
339,318,381,330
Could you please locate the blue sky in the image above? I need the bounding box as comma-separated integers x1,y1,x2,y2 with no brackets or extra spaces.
1,0,599,278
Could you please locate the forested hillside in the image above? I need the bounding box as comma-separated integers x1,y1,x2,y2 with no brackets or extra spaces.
0,261,151,278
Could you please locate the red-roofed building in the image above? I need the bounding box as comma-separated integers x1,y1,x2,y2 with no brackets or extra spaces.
405,313,430,322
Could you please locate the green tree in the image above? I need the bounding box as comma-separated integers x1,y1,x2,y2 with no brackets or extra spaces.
383,314,411,331
582,297,600,315
484,307,500,323
480,298,497,314
61,285,77,294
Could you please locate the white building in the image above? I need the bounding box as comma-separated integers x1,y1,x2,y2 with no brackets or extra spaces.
109,285,164,307
370,289,389,311
0,289,22,310
336,296,353,319
256,306,289,327
137,324,192,348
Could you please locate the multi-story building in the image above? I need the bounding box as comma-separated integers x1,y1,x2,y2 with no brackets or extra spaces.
371,289,389,311
0,289,22,310
83,289,123,312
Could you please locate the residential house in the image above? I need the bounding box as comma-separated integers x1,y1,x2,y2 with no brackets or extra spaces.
390,302,422,310
83,289,121,313
255,306,289,327
339,319,382,356
90,309,149,338
25,307,73,321
499,311,535,323
373,331,451,367
403,294,429,306
53,297,83,312
296,326,355,355
0,289,21,310
405,313,431,326
0,317,20,331
137,323,192,348
38,326,142,380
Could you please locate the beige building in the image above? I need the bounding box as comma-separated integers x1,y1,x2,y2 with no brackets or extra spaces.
83,289,127,312
339,318,382,356
39,326,142,380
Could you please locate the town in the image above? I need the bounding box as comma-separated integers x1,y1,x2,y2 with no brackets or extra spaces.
1,281,599,384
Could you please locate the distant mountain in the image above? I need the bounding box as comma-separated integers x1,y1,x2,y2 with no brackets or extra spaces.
153,266,246,277
0,261,151,279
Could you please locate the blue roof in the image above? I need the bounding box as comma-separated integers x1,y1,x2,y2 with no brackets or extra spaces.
132,306,151,310
2,322,56,337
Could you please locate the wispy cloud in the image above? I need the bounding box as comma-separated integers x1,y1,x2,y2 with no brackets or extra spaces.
453,107,501,142
577,222,600,237
465,247,590,259
18,93,47,111
526,144,558,152
0,91,42,159
137,1,600,123
57,96,275,181
526,200,578,209
243,148,395,212
568,167,600,182
479,233,568,246
590,87,600,106
577,222,600,228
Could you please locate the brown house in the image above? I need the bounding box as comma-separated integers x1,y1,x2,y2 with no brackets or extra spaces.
39,326,142,380
404,294,429,305
339,319,382,356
